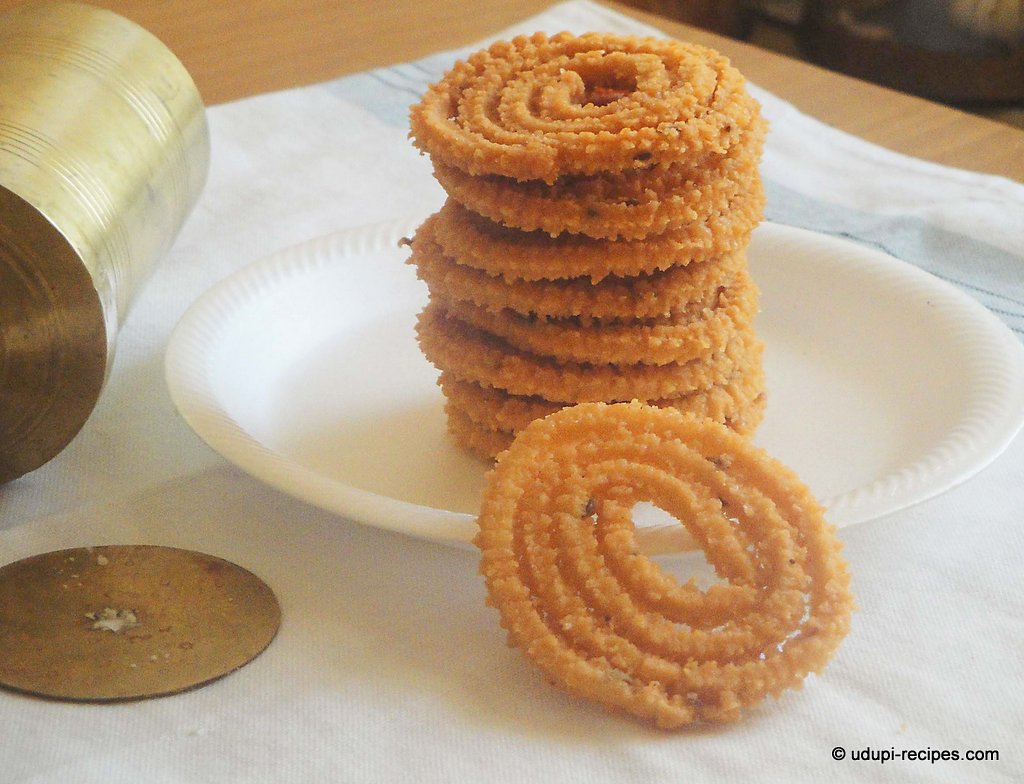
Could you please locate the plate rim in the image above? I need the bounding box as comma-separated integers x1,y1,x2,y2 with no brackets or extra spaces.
165,218,1024,548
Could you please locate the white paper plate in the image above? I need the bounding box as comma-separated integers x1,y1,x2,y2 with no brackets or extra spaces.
166,218,1024,550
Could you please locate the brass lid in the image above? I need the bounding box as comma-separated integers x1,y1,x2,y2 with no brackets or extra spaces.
0,185,107,484
0,545,282,702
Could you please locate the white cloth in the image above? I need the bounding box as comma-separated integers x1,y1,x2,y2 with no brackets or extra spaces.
3,2,1023,781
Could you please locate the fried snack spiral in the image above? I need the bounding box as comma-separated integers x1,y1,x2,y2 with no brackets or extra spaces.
410,32,760,184
442,386,767,462
408,228,747,320
475,402,854,727
439,369,766,438
416,302,763,403
432,199,761,283
445,404,515,461
430,269,758,367
441,372,766,460
430,130,764,240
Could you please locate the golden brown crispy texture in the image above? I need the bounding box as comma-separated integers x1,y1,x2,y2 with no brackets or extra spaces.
410,32,760,184
429,127,764,240
431,197,762,283
438,369,766,443
430,269,758,367
443,384,767,461
408,30,770,460
416,301,763,402
475,402,854,728
408,227,748,320
445,404,515,461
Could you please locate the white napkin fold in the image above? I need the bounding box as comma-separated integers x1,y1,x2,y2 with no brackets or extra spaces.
3,1,1023,781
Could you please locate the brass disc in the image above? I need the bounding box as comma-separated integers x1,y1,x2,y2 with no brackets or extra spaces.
0,545,281,702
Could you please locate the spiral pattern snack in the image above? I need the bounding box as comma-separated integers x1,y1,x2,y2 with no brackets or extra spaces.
440,376,767,462
416,302,763,403
407,32,768,457
430,272,759,367
431,145,764,240
432,198,761,284
445,404,516,460
410,32,760,183
438,369,766,438
475,402,854,727
431,200,761,283
409,225,748,320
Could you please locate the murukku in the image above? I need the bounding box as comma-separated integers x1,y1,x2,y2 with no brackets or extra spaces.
439,368,766,439
475,402,854,727
408,230,748,320
430,126,764,239
415,302,763,403
431,198,761,283
430,270,758,366
445,403,515,461
409,32,760,184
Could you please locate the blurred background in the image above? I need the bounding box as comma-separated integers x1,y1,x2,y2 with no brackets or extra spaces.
0,0,1019,129
621,0,1024,129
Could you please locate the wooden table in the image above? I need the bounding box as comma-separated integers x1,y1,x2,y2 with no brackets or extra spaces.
3,0,1023,182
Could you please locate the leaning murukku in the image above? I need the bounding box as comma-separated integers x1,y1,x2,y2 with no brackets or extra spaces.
430,127,764,239
431,270,758,366
475,402,853,727
431,198,762,282
439,368,765,439
416,302,763,402
408,231,747,320
410,32,760,184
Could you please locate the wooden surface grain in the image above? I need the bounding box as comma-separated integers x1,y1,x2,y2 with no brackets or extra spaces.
2,0,1022,181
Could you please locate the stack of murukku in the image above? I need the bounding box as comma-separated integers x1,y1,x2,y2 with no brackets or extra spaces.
407,32,768,459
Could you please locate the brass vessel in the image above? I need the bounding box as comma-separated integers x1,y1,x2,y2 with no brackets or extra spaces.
0,2,209,483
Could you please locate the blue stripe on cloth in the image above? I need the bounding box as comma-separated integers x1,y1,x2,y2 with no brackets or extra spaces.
764,180,1024,339
323,51,469,128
